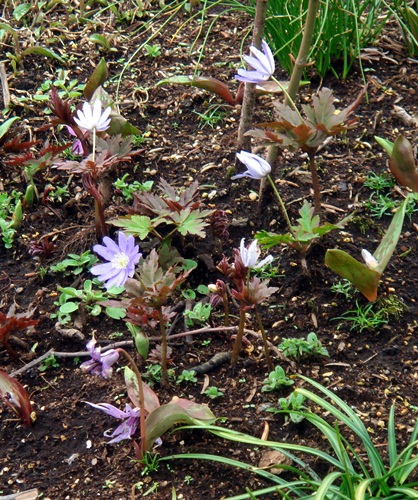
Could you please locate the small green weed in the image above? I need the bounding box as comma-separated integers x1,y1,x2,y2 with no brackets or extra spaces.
331,279,355,299
113,174,153,202
176,369,197,385
205,386,223,399
39,354,60,372
262,366,294,392
50,251,98,276
278,333,329,361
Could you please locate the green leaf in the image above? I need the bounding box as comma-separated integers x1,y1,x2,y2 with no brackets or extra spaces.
105,307,125,320
20,46,66,65
374,195,411,272
145,398,216,451
171,208,210,237
90,304,101,316
13,3,31,21
110,215,155,240
59,301,79,314
89,34,111,50
0,117,20,140
127,322,149,359
124,366,160,413
84,58,108,101
107,112,141,137
325,249,381,302
375,136,394,156
389,136,418,192
10,200,22,229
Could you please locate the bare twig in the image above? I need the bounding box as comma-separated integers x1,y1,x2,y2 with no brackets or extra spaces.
0,62,11,110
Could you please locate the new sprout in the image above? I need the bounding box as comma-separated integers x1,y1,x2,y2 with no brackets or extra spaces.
232,151,272,180
235,40,275,83
91,232,141,289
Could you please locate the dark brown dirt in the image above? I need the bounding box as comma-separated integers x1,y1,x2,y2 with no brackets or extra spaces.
1,2,418,499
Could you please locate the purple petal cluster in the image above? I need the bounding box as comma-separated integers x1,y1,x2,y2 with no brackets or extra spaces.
232,151,271,181
91,232,141,289
235,40,275,84
81,338,119,379
85,402,141,443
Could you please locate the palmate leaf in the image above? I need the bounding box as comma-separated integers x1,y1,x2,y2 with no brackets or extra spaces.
110,215,158,240
169,208,213,238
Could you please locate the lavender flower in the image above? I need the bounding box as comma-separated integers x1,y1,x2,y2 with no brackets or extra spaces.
232,151,271,180
361,249,379,270
239,238,273,269
235,40,275,84
85,402,140,443
81,338,119,379
66,126,84,155
91,232,141,289
74,100,111,133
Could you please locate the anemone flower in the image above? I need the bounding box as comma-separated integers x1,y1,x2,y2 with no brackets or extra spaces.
239,238,273,269
81,338,119,379
235,40,275,84
91,232,141,289
232,151,271,180
74,100,111,133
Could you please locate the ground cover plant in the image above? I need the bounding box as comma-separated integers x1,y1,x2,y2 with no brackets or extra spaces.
0,0,418,498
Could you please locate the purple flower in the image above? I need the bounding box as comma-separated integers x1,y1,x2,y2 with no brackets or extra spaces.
81,338,119,379
239,238,273,269
235,40,275,84
232,151,271,180
91,232,141,289
74,100,111,133
66,126,84,155
85,402,140,443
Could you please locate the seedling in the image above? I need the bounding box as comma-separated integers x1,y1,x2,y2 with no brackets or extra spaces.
194,105,228,129
278,333,329,361
205,386,224,399
50,251,98,276
331,279,355,300
39,354,60,372
144,44,161,58
113,174,153,202
176,370,197,385
184,302,211,327
262,366,294,392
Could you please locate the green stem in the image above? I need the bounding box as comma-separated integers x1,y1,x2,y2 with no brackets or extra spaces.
308,151,321,216
117,348,146,459
92,129,96,163
231,306,247,367
271,76,304,123
254,307,274,371
157,307,169,388
266,175,296,239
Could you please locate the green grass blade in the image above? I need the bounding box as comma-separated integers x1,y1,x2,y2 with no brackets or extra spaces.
388,405,398,468
314,471,343,499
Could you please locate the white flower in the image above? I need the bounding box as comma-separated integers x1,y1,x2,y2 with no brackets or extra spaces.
74,100,111,133
235,40,275,83
239,238,273,269
361,249,378,270
232,151,272,180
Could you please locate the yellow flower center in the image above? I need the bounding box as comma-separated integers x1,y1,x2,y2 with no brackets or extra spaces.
111,252,129,269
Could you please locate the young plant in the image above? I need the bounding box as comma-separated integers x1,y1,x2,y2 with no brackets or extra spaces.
110,179,213,244
256,200,352,271
176,370,197,385
278,332,329,361
217,238,277,369
266,391,307,424
39,354,60,372
204,386,224,399
326,193,415,301
184,302,212,327
248,86,366,215
50,250,98,276
113,174,153,202
0,370,33,426
261,365,294,392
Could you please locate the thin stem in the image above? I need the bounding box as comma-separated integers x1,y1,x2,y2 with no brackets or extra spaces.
231,306,247,367
266,175,296,238
92,129,96,163
271,76,304,123
308,152,321,216
254,307,274,372
222,291,230,327
157,307,169,388
117,348,146,459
